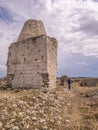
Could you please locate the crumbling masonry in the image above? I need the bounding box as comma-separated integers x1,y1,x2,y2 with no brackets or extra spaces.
7,19,58,88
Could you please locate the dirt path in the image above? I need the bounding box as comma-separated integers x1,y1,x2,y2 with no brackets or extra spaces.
60,84,83,129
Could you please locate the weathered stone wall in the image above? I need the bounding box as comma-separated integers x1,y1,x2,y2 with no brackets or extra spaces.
79,78,98,87
7,37,57,88
47,37,58,88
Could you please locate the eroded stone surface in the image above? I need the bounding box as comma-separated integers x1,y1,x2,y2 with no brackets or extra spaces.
17,19,47,41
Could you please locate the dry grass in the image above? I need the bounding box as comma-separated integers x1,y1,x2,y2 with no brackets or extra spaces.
0,79,98,129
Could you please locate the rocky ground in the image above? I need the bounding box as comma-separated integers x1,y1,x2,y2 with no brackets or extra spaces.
0,78,98,130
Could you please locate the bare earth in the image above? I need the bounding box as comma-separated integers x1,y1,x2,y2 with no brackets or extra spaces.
0,82,98,130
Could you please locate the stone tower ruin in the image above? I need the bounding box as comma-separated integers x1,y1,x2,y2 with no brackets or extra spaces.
7,19,58,89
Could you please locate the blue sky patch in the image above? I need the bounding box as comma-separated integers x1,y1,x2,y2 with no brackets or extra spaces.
0,6,14,23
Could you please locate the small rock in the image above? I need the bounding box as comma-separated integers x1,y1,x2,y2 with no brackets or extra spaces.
39,118,46,123
0,122,3,127
8,118,16,124
12,104,17,107
32,117,37,121
65,120,71,123
12,126,19,130
67,103,70,106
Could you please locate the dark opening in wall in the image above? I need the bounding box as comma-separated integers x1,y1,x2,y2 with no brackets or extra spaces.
20,72,22,75
42,56,43,59
9,52,11,56
24,58,26,61
8,74,15,80
22,41,25,44
38,50,40,52
27,46,29,49
29,24,31,27
32,37,36,43
35,59,37,61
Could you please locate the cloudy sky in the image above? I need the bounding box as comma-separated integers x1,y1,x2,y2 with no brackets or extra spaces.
0,0,98,78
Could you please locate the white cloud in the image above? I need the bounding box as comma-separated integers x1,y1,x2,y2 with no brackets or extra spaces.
76,62,88,66
0,65,6,70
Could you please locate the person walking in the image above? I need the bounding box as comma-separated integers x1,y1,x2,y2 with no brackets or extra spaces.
67,78,72,90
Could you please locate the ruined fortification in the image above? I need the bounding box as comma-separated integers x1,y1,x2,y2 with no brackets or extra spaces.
7,19,58,88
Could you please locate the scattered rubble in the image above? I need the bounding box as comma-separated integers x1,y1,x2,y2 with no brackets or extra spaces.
0,78,98,129
0,85,75,130
0,77,7,90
